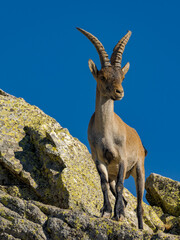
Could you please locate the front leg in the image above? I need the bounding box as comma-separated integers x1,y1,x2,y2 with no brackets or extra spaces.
96,161,112,218
114,162,126,221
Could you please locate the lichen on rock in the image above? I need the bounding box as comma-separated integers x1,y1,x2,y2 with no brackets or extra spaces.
145,173,180,217
0,89,179,239
0,89,103,216
0,190,179,240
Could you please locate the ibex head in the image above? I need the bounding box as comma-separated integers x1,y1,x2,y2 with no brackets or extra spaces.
77,27,131,101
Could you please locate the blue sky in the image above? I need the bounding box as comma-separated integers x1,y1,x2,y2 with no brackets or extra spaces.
0,1,179,198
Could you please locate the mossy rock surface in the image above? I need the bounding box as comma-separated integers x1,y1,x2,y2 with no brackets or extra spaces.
0,190,179,240
0,89,102,216
145,173,180,217
1,89,179,238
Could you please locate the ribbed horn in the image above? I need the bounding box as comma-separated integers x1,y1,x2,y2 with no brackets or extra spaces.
110,31,132,68
77,27,111,68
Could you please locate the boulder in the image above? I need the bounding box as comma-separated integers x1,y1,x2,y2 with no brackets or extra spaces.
146,173,180,236
0,89,102,216
145,173,180,217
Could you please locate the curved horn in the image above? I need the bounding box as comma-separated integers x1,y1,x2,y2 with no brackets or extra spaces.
110,31,132,68
76,27,111,68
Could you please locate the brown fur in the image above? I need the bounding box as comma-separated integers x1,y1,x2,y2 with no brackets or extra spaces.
88,62,146,229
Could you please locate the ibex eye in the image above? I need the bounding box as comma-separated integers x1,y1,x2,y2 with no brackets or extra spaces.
101,76,106,81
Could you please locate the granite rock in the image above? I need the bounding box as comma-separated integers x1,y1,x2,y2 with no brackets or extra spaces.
0,89,179,239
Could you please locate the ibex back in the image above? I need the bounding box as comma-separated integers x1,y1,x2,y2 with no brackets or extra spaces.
77,27,147,230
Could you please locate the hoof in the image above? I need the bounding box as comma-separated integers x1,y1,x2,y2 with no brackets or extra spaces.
112,214,125,222
101,212,112,218
100,206,112,218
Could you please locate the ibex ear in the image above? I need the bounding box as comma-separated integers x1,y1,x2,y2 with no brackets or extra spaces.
88,59,98,77
122,62,130,75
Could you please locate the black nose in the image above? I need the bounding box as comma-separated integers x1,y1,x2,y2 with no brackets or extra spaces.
115,89,121,94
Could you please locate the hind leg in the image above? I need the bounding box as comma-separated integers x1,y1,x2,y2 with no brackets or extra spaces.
132,162,145,229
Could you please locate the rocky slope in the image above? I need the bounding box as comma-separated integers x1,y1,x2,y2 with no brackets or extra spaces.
0,189,178,240
0,89,179,239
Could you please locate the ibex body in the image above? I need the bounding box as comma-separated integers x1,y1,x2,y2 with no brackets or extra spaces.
77,27,147,229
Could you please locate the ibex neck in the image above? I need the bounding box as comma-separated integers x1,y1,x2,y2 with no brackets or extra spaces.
95,87,114,132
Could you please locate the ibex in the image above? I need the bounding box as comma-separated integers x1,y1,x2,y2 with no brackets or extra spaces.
77,27,147,229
